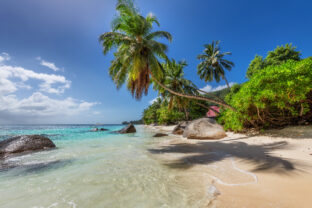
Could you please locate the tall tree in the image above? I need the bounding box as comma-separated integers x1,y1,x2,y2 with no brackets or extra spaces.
100,0,234,110
265,43,301,66
245,43,301,79
197,40,234,88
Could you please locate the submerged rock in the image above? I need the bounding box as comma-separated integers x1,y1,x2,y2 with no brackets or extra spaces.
91,128,98,132
153,133,168,137
100,128,108,131
183,118,226,140
0,135,56,157
118,124,136,134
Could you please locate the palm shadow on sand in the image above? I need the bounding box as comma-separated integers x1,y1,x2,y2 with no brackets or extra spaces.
148,138,301,174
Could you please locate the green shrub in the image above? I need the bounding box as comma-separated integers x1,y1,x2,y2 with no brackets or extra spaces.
156,105,185,125
219,58,312,131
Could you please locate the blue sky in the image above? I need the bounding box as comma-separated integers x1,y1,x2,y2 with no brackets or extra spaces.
0,0,311,124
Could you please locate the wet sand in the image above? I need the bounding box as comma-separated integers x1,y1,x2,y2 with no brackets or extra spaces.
146,125,312,208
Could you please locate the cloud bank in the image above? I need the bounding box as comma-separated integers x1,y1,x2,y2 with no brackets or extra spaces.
0,53,98,124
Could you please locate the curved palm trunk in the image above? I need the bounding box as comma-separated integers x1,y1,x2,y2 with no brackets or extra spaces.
197,89,226,103
150,73,236,111
195,102,220,115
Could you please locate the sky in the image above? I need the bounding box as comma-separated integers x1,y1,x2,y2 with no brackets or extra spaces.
0,0,311,124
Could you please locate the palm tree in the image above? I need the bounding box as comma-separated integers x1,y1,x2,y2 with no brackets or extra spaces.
197,40,234,88
100,0,235,110
154,59,198,120
99,0,171,99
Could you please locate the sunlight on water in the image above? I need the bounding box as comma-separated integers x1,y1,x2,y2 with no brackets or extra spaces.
0,125,213,208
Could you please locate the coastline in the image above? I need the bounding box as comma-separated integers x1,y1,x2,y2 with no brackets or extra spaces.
145,124,312,208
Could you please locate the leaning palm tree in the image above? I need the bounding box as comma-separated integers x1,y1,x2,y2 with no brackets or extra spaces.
99,0,234,110
197,40,234,88
154,59,198,120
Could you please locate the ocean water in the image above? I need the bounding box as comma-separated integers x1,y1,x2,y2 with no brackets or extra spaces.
0,125,213,208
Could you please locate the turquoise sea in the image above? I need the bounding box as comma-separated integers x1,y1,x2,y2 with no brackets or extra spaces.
0,125,212,208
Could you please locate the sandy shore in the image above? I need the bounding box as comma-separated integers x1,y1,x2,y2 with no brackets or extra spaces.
145,125,312,208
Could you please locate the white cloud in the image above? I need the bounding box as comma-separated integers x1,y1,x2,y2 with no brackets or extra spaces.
37,56,62,71
149,96,161,104
0,52,10,63
0,92,97,116
200,82,236,93
0,53,98,124
0,64,71,94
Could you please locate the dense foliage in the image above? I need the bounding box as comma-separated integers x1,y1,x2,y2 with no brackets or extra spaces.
246,43,301,79
219,58,312,131
142,98,207,125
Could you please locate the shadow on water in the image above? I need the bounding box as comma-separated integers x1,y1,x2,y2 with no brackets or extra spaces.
148,139,301,174
0,159,74,176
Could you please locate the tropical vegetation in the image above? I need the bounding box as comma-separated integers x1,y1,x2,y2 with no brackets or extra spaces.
219,58,312,131
102,0,312,131
100,0,234,109
246,43,301,79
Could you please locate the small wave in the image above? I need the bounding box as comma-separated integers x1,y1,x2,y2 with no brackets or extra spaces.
209,155,258,186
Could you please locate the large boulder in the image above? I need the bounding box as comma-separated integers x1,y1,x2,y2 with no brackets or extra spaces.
0,135,56,157
183,118,226,140
172,121,189,135
118,124,136,134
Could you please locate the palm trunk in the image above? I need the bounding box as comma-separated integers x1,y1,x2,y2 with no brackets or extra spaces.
183,107,189,121
150,72,236,111
222,75,230,89
197,89,226,103
195,102,220,115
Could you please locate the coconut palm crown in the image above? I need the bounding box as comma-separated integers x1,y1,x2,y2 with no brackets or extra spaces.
99,0,172,99
154,59,198,110
197,40,234,88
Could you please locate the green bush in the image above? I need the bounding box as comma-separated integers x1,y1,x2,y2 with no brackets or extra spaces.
156,105,185,125
219,58,312,131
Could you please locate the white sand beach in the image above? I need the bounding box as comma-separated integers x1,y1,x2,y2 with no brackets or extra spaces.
146,125,312,208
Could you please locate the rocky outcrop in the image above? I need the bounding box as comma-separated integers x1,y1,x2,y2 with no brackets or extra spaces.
172,121,189,135
153,133,168,137
183,118,226,140
118,124,136,134
100,128,108,131
0,135,56,157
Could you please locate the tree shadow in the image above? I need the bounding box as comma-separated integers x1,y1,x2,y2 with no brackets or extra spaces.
261,125,312,139
148,140,300,174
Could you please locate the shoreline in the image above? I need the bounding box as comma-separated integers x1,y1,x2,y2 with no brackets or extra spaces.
145,124,312,208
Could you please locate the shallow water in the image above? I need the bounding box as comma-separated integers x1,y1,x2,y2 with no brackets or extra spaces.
0,125,213,208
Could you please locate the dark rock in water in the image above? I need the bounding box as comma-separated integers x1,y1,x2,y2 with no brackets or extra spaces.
117,124,136,134
91,128,98,132
172,121,189,135
0,135,56,158
99,128,108,131
183,118,226,140
153,133,168,137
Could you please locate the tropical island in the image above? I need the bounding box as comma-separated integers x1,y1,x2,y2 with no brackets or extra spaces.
0,0,311,207
101,0,311,132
